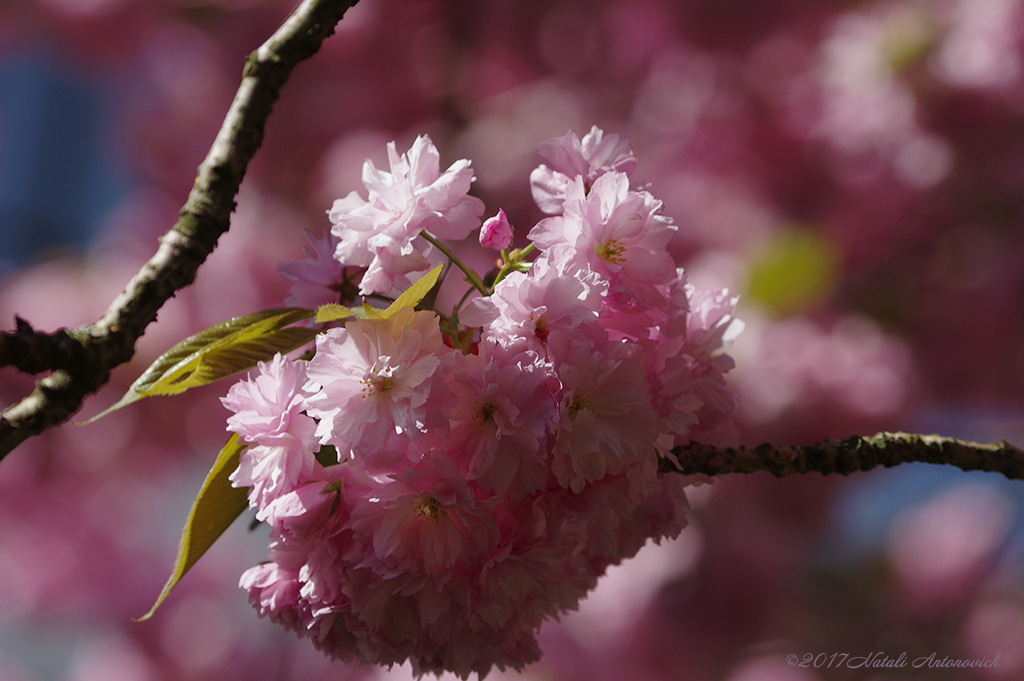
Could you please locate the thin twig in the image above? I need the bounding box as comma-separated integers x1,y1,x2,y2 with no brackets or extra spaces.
0,0,360,459
666,431,1024,481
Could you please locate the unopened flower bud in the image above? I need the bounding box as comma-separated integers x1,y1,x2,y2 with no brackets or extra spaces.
479,209,513,250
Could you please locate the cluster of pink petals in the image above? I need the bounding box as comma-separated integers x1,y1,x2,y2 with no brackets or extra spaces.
327,135,485,296
529,172,677,307
530,126,638,214
277,230,363,309
223,128,741,678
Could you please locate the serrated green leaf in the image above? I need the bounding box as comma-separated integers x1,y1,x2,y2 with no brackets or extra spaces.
146,324,319,395
191,327,319,383
137,434,249,621
82,308,315,424
362,299,384,320
348,265,444,323
315,304,358,323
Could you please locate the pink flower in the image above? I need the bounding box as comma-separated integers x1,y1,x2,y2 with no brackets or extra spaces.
577,472,692,570
329,135,485,295
646,340,702,447
530,125,638,214
445,340,557,499
548,337,658,494
260,474,346,538
277,230,363,309
221,354,316,449
230,445,314,519
303,307,455,467
461,246,608,355
478,208,514,250
221,355,319,510
240,561,305,631
529,172,678,305
348,452,501,580
232,128,740,680
684,286,744,446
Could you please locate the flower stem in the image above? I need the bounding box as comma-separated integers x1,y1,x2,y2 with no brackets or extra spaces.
421,232,488,296
491,243,536,288
452,286,476,319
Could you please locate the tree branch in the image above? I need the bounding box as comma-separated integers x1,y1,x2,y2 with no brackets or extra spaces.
0,317,88,375
0,0,361,460
667,431,1024,481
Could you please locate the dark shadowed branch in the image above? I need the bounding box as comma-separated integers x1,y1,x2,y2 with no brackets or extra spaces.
668,431,1024,481
0,0,361,460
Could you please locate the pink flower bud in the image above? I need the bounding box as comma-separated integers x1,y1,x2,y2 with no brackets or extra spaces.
479,209,513,250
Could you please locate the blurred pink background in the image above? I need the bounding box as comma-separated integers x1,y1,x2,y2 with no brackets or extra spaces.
2,0,1024,679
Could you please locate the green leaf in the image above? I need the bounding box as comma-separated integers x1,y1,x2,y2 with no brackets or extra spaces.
315,304,358,323
318,266,444,324
137,434,249,621
83,308,316,423
382,263,443,318
343,263,442,322
146,324,319,395
362,299,385,320
314,444,339,468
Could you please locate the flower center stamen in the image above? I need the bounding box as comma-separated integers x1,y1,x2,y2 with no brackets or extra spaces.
568,395,591,419
374,375,394,396
533,315,549,343
361,363,396,402
596,238,626,265
477,403,497,424
416,496,445,522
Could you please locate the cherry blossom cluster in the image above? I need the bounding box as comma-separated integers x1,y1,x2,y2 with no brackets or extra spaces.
222,128,742,677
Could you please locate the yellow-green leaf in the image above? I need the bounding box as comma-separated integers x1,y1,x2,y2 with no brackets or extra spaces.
362,299,385,319
315,304,358,323
381,263,443,318
137,434,249,621
327,266,444,324
145,323,319,395
83,308,316,423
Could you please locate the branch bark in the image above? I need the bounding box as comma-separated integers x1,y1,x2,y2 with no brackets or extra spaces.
668,431,1024,480
0,0,360,460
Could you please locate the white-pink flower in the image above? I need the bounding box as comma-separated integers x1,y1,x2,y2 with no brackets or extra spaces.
222,354,316,448
329,135,485,295
303,307,455,467
529,172,678,305
348,452,501,580
221,355,319,511
240,560,304,630
530,125,638,214
232,127,743,680
684,286,744,446
461,246,608,354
